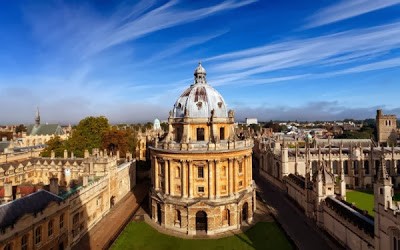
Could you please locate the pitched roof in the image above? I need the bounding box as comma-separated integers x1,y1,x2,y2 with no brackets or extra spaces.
0,190,62,229
26,124,64,136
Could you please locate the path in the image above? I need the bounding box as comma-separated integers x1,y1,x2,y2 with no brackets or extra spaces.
72,182,149,250
254,173,343,250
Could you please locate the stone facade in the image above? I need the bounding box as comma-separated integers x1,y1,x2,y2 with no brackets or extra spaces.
255,137,400,250
255,138,400,189
150,64,255,235
376,109,398,145
0,150,136,249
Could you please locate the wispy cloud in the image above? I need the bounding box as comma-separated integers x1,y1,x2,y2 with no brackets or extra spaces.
25,0,255,59
143,30,228,64
205,21,400,86
304,0,400,28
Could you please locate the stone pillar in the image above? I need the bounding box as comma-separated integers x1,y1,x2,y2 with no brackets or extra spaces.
50,150,55,159
228,158,233,196
215,160,219,198
4,182,13,202
154,157,159,191
64,149,68,159
83,175,89,186
233,158,237,193
50,178,59,195
165,160,170,195
84,149,90,158
189,161,193,198
182,160,188,198
71,151,74,159
208,160,213,199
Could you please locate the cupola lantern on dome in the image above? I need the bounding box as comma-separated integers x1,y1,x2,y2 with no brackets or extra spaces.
194,62,207,85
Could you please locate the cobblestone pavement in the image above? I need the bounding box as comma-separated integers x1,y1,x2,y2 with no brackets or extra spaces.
72,182,149,250
254,173,343,250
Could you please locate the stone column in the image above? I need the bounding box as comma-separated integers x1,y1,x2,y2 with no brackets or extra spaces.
189,161,193,198
228,158,233,196
233,158,237,193
215,160,219,198
248,154,252,186
154,157,159,191
181,160,186,197
168,160,171,194
165,160,169,195
208,160,213,199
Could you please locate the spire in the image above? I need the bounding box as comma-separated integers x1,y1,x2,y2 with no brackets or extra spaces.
194,62,207,84
35,107,40,126
378,151,391,184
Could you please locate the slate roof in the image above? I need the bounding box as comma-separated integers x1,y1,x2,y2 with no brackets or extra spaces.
26,124,64,136
0,190,62,229
0,141,10,153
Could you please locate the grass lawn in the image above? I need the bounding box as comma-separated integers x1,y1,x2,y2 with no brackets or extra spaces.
111,221,293,250
346,189,400,217
346,190,375,216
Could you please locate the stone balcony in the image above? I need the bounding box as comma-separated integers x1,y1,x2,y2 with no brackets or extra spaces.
151,138,254,153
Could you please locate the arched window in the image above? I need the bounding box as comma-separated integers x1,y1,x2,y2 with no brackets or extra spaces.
390,228,400,250
48,219,54,236
175,209,181,227
222,208,230,226
197,128,205,141
343,161,349,175
35,226,41,244
364,161,370,175
4,243,12,250
220,127,225,140
332,161,338,174
21,234,28,250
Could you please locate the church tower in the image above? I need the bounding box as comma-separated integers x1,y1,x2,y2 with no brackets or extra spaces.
35,107,40,127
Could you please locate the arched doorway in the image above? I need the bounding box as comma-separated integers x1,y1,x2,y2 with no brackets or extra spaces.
242,202,248,222
195,211,207,232
157,204,162,225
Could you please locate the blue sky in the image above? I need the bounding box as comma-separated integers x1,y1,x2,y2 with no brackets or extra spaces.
1,0,400,124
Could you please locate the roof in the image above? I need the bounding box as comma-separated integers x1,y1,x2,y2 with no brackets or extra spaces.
26,124,64,136
172,63,228,118
0,190,62,229
0,141,11,153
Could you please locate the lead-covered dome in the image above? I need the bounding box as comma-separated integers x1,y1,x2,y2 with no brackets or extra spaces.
172,63,228,118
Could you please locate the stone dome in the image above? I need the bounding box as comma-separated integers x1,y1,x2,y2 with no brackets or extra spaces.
172,63,228,118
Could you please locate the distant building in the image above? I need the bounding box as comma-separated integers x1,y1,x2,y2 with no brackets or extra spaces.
376,109,398,145
22,108,67,147
245,118,258,125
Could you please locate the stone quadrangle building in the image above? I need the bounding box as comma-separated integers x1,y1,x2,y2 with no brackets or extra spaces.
0,149,136,250
149,63,255,235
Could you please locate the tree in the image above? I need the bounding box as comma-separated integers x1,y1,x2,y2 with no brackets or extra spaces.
40,136,66,157
0,132,13,140
160,122,168,132
102,128,138,157
15,124,27,134
67,116,110,157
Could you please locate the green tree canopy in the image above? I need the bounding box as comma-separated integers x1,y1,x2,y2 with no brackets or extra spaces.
67,116,110,157
15,124,27,133
102,128,138,157
40,136,66,157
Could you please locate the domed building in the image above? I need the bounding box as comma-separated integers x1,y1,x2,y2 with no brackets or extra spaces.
149,63,255,235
